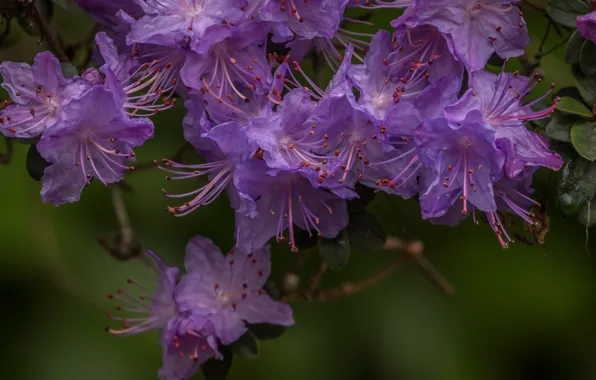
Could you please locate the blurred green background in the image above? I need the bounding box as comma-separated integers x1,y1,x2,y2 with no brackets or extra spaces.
1,2,595,379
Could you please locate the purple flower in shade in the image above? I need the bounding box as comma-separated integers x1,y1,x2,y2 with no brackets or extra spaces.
366,74,461,198
397,0,529,72
175,236,294,344
468,66,563,178
73,0,144,36
234,160,349,253
158,120,256,217
105,249,220,380
126,0,245,48
95,32,180,116
349,27,463,122
577,11,596,44
259,0,350,40
429,168,542,248
415,90,505,219
181,22,272,103
37,86,153,205
0,52,91,139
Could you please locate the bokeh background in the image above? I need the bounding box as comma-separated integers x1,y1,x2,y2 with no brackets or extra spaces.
1,1,595,379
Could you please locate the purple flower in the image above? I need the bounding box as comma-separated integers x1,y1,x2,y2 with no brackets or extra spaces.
397,0,529,71
259,0,350,40
181,22,272,100
126,0,245,48
0,52,91,139
367,74,461,198
577,12,596,44
175,236,294,344
469,67,563,178
234,160,349,253
159,121,256,216
37,86,153,205
415,91,505,219
74,0,143,37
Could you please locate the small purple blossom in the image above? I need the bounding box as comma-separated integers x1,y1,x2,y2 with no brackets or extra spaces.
0,52,91,139
577,11,596,45
397,0,530,71
175,236,294,344
37,86,153,205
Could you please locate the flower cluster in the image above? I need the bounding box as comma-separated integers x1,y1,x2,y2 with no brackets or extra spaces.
0,0,567,378
105,237,293,379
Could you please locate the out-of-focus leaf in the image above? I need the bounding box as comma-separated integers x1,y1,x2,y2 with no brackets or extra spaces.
18,0,54,36
570,120,596,161
565,30,585,64
556,96,593,118
557,156,596,215
547,0,590,27
60,62,78,78
51,0,81,11
201,345,233,380
248,323,287,340
263,280,281,301
229,331,259,358
347,183,377,214
346,211,386,250
26,144,49,181
318,230,350,271
577,198,596,226
579,40,596,76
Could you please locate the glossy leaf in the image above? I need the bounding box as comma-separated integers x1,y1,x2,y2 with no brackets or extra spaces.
248,323,287,340
565,30,585,64
547,0,590,27
556,97,593,118
557,156,596,215
580,40,596,76
545,112,574,142
318,229,350,271
570,121,596,161
26,144,50,182
346,211,387,250
201,345,233,380
229,331,259,358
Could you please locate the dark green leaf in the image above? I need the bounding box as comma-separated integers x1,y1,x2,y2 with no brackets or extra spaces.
570,120,596,160
565,30,585,64
293,228,318,250
575,69,596,105
346,211,387,250
229,331,259,358
201,345,233,380
347,183,377,214
318,229,350,271
26,144,50,182
60,62,78,78
547,0,590,27
248,323,287,340
263,280,281,301
577,198,596,226
580,40,596,76
17,137,41,145
51,0,81,11
556,96,593,118
557,156,596,215
545,112,573,142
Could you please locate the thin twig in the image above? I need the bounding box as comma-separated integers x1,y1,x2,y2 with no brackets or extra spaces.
30,1,69,62
0,137,13,165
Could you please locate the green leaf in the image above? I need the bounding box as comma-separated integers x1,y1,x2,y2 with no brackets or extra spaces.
547,0,590,27
201,346,233,380
557,156,596,215
566,30,585,64
575,69,596,106
347,183,377,214
556,97,593,118
248,323,287,340
26,144,50,182
570,121,596,161
51,0,81,11
545,112,574,142
346,211,387,250
317,229,350,271
580,40,596,76
229,331,259,358
60,62,78,78
577,198,596,227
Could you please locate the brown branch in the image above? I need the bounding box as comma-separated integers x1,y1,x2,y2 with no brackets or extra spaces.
30,1,69,62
